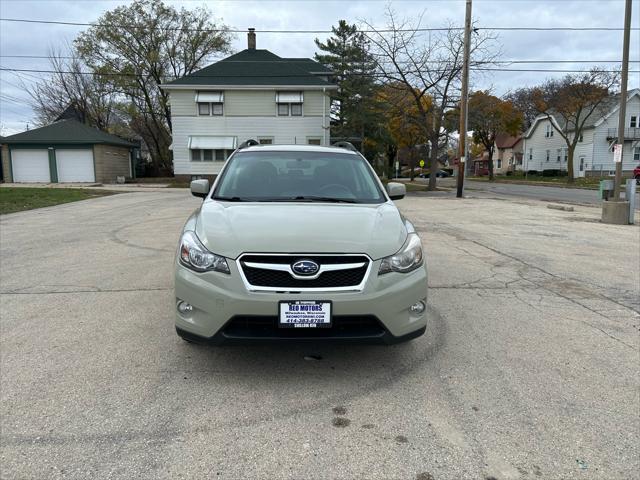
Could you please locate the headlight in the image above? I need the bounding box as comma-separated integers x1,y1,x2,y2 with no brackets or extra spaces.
179,231,230,273
378,233,423,274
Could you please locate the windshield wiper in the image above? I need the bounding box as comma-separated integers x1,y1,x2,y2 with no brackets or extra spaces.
288,196,358,203
213,196,247,202
226,196,359,203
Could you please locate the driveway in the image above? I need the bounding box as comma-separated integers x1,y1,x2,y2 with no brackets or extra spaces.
1,191,638,479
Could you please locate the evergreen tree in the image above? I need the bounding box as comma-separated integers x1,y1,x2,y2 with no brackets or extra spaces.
314,21,377,150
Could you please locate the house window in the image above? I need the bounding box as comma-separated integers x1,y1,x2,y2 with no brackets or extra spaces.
578,134,583,142
198,102,223,116
191,149,227,161
545,124,554,138
634,147,640,161
529,148,533,161
497,159,502,169
258,137,273,145
291,103,303,116
276,91,304,117
546,150,550,162
556,149,561,162
563,149,568,162
307,138,322,145
631,116,637,128
198,103,210,115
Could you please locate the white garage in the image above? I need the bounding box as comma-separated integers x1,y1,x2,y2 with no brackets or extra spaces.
56,149,95,182
11,149,51,183
2,119,136,184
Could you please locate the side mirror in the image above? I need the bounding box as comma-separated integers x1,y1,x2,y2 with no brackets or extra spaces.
190,179,210,198
386,182,406,200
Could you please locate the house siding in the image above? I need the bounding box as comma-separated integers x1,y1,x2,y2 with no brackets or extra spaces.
590,94,640,175
494,140,523,174
169,88,331,176
523,92,640,178
172,115,329,175
93,144,132,183
523,118,568,172
169,89,329,118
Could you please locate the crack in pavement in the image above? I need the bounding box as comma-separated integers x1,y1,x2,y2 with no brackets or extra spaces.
420,224,638,350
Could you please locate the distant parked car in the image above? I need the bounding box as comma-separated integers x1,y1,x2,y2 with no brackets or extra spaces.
634,164,640,185
420,170,450,178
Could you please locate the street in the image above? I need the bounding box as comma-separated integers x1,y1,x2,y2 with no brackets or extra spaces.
1,190,638,479
417,177,640,209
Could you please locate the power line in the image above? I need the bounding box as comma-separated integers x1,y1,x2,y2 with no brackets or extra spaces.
1,66,634,78
0,17,637,32
0,54,637,64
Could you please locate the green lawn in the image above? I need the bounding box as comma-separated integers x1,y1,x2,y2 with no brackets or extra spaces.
469,174,603,189
0,188,117,214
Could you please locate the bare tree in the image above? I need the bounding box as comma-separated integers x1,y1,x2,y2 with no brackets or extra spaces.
362,8,499,190
27,47,123,132
75,0,232,174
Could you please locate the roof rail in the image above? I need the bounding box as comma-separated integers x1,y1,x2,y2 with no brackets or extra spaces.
237,139,260,149
332,141,358,152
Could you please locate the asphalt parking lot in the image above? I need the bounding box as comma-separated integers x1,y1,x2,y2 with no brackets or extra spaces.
1,190,638,479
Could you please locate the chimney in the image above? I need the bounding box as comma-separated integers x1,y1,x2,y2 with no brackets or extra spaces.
247,28,256,50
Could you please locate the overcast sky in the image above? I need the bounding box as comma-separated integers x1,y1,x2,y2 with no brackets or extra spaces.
0,0,638,135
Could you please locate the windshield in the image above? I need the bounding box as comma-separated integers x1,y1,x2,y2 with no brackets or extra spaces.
213,150,386,203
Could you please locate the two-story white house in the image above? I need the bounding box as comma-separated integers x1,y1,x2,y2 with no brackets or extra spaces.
522,88,640,178
161,29,337,179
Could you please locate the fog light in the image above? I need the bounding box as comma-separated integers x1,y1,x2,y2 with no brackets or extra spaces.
177,301,193,314
410,301,426,315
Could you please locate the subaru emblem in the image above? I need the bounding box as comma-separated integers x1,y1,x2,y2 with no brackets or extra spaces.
292,260,319,276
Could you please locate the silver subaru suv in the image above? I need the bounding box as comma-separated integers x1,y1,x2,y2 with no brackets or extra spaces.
174,143,428,344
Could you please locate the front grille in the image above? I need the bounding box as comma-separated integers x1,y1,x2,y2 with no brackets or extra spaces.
239,254,370,290
222,315,386,339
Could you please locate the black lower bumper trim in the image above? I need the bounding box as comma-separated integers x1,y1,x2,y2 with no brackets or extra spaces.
176,319,425,346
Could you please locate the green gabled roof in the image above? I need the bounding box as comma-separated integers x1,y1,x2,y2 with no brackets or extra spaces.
164,49,336,87
285,58,334,74
1,119,137,147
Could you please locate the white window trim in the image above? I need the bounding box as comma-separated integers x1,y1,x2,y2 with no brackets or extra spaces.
197,102,224,116
276,102,303,116
630,115,638,128
190,148,230,162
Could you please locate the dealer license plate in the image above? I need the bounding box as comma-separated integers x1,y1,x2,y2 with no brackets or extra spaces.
278,301,332,328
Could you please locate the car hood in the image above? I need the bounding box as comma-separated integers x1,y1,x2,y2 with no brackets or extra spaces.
194,201,408,260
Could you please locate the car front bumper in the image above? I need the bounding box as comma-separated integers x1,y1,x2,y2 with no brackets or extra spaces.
174,258,428,344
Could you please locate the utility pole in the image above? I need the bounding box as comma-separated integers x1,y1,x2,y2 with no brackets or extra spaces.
601,0,632,225
613,0,632,201
456,0,472,198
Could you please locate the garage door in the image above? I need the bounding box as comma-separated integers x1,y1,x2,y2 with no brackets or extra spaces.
12,149,51,183
56,149,95,182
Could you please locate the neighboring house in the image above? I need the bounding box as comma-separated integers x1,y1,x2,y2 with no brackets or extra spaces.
161,28,338,180
472,151,490,176
522,88,640,178
1,119,137,183
494,133,523,174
